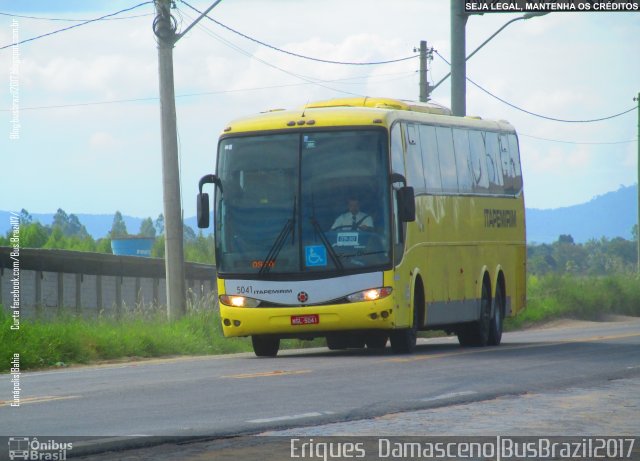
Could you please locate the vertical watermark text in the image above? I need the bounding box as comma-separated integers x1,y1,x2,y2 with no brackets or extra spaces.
9,212,21,407
9,19,21,140
9,211,20,331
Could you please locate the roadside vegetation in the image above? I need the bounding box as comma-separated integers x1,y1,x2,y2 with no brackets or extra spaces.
505,273,640,330
2,271,638,372
1,219,639,371
0,209,215,264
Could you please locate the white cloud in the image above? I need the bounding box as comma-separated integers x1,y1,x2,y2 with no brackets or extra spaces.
89,131,117,150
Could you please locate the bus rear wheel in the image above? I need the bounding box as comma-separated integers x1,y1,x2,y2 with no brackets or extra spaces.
457,279,491,347
252,336,280,357
488,281,505,346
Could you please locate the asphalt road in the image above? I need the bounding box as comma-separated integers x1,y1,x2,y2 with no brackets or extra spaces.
1,317,639,458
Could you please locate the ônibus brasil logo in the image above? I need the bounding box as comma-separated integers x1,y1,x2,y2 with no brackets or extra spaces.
8,437,73,460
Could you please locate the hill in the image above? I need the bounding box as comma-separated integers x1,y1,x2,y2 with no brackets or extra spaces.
1,184,637,243
526,184,637,244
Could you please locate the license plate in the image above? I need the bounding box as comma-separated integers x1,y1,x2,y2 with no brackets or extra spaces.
291,314,320,326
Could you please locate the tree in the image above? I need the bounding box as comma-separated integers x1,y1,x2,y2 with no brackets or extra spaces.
633,224,638,242
139,217,156,238
19,209,32,225
52,208,69,230
155,214,165,235
96,238,112,254
43,226,67,249
67,214,90,239
20,222,50,248
110,211,128,238
558,234,574,244
51,208,89,238
527,243,556,275
183,224,197,243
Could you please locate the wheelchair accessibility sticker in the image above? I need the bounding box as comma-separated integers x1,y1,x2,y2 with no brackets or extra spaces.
305,245,327,267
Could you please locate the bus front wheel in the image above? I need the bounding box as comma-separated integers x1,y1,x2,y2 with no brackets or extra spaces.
390,305,418,354
252,336,280,357
365,331,389,350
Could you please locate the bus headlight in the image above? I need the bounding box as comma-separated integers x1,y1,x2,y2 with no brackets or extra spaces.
347,287,393,303
219,295,261,308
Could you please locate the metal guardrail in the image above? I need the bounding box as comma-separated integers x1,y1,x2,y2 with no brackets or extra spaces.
0,247,217,315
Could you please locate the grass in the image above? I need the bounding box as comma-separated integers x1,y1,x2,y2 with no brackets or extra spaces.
505,273,640,330
1,303,249,372
2,274,639,371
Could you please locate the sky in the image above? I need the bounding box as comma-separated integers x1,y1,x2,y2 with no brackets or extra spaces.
0,0,638,220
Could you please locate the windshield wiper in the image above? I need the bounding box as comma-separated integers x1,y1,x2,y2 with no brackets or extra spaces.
259,197,296,275
309,217,344,271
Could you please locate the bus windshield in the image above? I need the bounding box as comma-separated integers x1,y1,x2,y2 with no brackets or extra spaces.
215,129,391,277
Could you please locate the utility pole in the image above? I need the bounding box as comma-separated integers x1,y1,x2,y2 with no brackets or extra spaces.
416,40,434,102
154,0,185,320
153,0,223,320
450,0,468,116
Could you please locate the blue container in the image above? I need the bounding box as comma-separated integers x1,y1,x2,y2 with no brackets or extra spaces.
111,237,155,257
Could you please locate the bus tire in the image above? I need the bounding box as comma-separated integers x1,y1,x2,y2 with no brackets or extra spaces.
390,303,418,354
252,336,280,357
365,332,388,350
457,278,491,347
488,279,505,346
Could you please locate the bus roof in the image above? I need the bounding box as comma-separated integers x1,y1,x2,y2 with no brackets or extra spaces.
221,97,516,135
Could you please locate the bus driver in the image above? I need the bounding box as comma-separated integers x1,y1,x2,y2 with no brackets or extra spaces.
331,197,373,231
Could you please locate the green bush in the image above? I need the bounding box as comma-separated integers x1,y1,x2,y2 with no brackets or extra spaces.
506,274,640,329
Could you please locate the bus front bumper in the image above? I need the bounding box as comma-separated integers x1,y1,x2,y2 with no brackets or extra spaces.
219,298,396,337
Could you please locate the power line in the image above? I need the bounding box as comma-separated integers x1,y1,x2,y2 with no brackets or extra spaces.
519,133,637,145
180,0,419,66
0,71,413,112
0,2,153,51
178,7,364,98
434,50,636,123
0,11,153,22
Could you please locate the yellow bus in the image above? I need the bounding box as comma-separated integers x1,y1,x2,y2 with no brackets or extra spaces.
197,97,526,357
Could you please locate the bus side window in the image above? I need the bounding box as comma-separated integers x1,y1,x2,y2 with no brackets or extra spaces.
390,123,407,263
405,123,426,194
469,130,489,193
452,128,473,193
390,123,406,178
499,134,514,192
485,132,504,192
435,127,459,193
508,134,523,195
419,125,442,194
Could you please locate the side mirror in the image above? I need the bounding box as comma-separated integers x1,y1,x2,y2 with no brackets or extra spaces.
197,174,223,229
397,186,415,222
390,172,407,186
199,174,223,194
197,192,210,228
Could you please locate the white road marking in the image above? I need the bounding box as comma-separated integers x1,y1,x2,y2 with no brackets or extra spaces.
420,390,478,402
248,411,335,424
